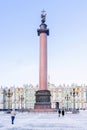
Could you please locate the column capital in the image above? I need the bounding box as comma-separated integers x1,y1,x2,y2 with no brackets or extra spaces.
37,23,49,36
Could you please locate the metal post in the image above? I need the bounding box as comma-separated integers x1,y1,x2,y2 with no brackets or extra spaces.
70,88,78,114
21,95,24,112
6,89,13,113
65,94,70,111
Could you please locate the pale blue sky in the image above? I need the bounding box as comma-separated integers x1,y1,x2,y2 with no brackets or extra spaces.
0,0,87,87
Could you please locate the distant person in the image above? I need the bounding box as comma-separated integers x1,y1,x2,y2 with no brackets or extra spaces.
11,109,16,124
58,109,61,117
62,109,65,116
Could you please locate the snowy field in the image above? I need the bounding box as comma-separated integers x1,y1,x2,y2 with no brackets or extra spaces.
0,110,87,130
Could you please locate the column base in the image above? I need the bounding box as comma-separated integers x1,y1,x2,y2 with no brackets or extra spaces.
34,90,51,109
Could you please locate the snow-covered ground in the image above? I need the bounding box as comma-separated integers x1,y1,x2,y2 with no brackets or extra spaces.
0,110,87,130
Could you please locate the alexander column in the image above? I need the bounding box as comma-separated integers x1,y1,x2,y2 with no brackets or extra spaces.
34,10,51,110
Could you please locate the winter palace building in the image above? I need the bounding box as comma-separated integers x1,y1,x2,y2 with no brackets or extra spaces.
0,83,87,111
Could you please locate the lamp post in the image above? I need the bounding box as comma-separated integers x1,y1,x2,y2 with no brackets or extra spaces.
6,89,13,113
70,88,78,113
65,94,70,111
3,89,6,111
20,95,24,112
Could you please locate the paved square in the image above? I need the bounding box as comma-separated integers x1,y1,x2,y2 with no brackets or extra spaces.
0,110,87,130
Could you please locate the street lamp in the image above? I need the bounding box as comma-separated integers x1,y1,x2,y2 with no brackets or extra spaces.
20,95,24,112
3,89,7,111
70,88,78,113
5,89,13,113
65,94,70,111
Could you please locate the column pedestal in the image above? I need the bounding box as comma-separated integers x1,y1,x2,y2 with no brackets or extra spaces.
34,90,51,109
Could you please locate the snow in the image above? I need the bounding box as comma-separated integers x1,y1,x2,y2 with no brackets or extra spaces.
0,110,87,130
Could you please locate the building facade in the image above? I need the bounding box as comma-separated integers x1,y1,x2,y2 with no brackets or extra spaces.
1,84,87,111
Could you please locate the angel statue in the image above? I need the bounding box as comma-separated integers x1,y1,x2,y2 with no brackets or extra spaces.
41,10,46,23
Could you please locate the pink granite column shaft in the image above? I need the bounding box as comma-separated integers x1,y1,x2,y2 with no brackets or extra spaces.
39,33,47,90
